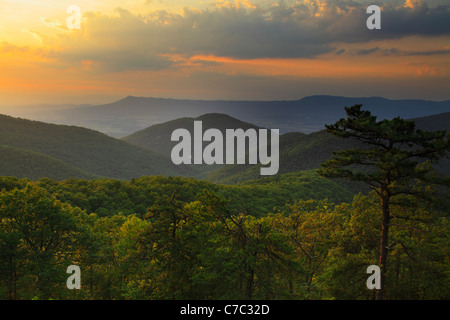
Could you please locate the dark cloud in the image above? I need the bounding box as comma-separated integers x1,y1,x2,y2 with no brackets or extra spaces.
386,48,450,56
357,47,380,55
380,2,450,38
345,45,450,57
406,49,450,56
43,1,450,72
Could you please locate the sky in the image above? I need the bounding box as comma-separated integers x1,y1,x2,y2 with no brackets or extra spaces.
0,0,450,108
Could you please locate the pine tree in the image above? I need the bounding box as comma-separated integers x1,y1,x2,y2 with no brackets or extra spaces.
318,105,450,300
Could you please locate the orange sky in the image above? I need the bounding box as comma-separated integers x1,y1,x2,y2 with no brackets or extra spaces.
0,0,449,108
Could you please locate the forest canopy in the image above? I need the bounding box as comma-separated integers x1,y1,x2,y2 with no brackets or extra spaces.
0,173,448,300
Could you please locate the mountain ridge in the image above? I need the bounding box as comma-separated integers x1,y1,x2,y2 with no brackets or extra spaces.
1,110,449,183
121,111,450,184
0,114,194,180
11,95,450,138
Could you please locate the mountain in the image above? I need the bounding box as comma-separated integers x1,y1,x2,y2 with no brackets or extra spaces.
123,110,450,183
0,145,99,181
123,113,264,156
2,110,449,184
15,95,450,138
0,114,193,180
205,130,360,184
412,111,450,132
122,113,266,178
202,112,450,184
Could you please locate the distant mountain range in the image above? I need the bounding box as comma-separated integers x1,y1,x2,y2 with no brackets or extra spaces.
1,110,449,184
12,95,450,138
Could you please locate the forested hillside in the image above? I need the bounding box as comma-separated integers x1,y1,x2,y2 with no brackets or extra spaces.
2,112,450,184
123,111,450,184
207,112,450,183
122,112,360,184
0,114,193,180
206,130,360,184
123,113,264,157
0,145,98,180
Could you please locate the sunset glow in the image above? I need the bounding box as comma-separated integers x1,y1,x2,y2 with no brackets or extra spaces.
1,0,449,107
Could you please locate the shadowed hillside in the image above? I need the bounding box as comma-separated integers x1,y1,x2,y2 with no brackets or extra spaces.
0,145,98,181
204,112,450,184
123,113,264,156
2,111,449,183
0,114,194,180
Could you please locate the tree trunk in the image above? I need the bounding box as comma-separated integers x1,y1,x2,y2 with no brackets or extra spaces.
377,193,390,300
246,266,255,299
8,256,13,300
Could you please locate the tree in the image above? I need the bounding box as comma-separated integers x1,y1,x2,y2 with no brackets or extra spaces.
0,184,86,299
318,105,450,300
285,199,347,298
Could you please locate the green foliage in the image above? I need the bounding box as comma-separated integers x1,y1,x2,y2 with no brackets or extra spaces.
11,172,352,219
0,176,448,300
0,183,89,299
204,127,370,184
0,145,98,180
318,105,450,299
0,109,448,300
0,114,192,180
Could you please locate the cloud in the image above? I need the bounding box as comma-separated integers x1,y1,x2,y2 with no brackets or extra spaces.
35,0,450,72
387,48,450,56
40,17,68,31
403,0,425,9
0,41,29,53
357,47,380,55
379,1,450,38
40,8,174,73
335,44,450,57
